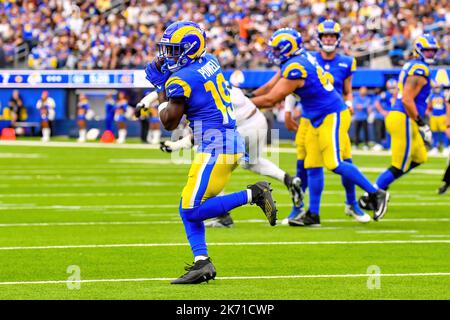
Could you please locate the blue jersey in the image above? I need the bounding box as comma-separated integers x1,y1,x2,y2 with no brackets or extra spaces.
353,94,371,121
165,53,244,154
312,52,356,96
429,92,446,116
392,59,431,118
280,52,345,127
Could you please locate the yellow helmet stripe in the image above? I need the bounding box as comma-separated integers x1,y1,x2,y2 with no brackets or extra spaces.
165,76,192,97
317,23,325,33
333,23,341,33
282,62,308,79
270,33,298,55
170,26,205,59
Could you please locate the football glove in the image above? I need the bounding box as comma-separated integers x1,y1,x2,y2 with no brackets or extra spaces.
134,102,147,118
160,135,194,153
160,141,173,153
145,60,170,93
416,117,432,147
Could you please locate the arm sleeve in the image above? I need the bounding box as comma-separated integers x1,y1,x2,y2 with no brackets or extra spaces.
165,75,192,99
284,94,297,112
281,61,308,80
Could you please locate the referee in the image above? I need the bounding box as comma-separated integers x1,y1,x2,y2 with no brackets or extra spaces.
438,90,450,194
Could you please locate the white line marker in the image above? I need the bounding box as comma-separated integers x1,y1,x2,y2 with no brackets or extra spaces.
0,240,449,251
356,230,418,234
1,272,449,286
412,235,450,238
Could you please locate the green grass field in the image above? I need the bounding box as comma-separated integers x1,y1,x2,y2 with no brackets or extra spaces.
0,141,449,299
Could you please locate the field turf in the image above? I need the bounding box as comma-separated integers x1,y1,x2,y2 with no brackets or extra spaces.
0,141,449,299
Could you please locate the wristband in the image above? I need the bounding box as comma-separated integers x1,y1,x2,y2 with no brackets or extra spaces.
158,102,168,115
345,100,353,108
415,116,426,127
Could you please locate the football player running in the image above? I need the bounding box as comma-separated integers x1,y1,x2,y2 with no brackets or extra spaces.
283,20,370,225
144,21,277,285
152,81,303,228
359,35,439,210
251,28,390,225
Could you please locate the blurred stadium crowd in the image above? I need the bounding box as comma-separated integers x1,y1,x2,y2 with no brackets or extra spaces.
0,0,449,70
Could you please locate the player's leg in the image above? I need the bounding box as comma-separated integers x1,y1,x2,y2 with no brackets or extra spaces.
339,109,369,222
173,152,277,284
319,112,389,220
116,118,127,144
284,117,310,223
289,124,323,227
438,155,450,194
239,112,302,206
430,116,439,153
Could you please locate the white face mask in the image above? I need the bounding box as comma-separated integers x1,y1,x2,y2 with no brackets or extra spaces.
322,44,336,53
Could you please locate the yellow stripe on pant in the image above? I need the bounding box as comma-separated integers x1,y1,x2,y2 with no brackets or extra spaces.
304,110,350,170
430,115,447,132
386,111,427,172
295,117,310,160
181,152,242,209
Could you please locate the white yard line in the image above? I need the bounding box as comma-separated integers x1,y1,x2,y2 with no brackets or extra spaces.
356,230,418,234
0,240,449,251
1,272,450,286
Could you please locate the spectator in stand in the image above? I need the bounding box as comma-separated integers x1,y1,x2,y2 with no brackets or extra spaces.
353,86,371,150
36,90,56,142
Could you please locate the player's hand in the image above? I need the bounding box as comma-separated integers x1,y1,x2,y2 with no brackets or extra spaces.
134,102,147,118
160,141,173,153
145,60,171,92
418,123,432,147
285,112,298,132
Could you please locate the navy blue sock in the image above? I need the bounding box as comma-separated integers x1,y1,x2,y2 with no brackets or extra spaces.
307,168,324,215
341,158,357,205
333,161,377,193
432,132,439,149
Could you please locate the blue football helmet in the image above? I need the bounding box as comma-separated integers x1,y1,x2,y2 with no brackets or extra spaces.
414,34,439,64
317,20,341,53
267,28,303,65
157,21,206,72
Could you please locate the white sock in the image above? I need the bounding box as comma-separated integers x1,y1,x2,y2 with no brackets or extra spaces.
146,131,152,143
42,128,51,140
248,158,286,182
246,189,252,203
194,255,209,262
151,129,161,143
118,129,127,142
79,129,86,140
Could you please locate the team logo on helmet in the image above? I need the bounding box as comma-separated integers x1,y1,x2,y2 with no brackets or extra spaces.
414,34,439,64
158,21,206,72
317,20,341,53
267,28,303,65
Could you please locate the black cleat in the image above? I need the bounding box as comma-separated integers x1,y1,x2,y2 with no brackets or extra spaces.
171,258,216,284
438,183,450,195
370,189,390,221
284,174,304,207
204,213,234,228
288,210,321,227
358,192,375,211
248,181,277,226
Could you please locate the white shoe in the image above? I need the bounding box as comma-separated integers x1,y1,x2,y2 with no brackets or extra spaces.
372,144,383,152
345,204,371,223
362,145,369,151
41,137,50,143
117,139,125,144
429,148,439,155
77,137,86,143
